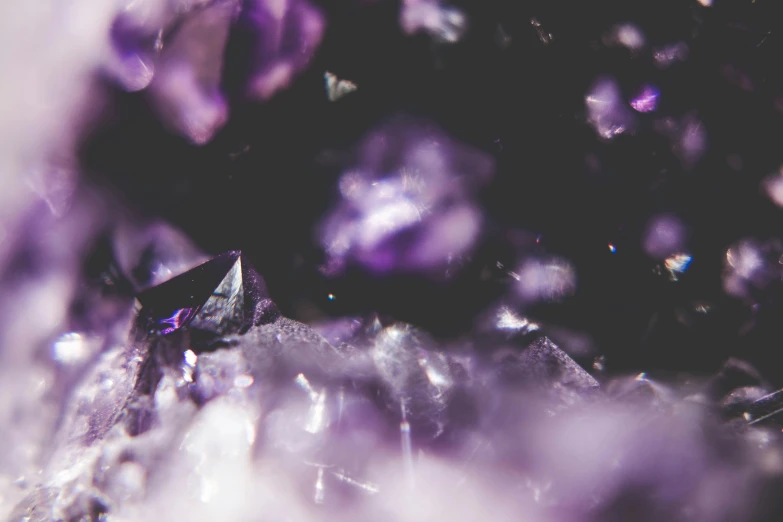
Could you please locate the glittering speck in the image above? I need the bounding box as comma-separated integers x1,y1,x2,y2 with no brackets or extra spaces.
400,0,467,44
496,306,539,333
515,258,577,302
663,253,692,281
530,17,553,45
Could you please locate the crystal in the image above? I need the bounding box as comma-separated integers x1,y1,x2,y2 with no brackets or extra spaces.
6,487,58,522
643,215,686,259
148,0,238,144
319,117,493,275
607,23,645,51
630,85,659,113
237,317,348,386
8,0,783,519
136,251,278,338
655,114,707,169
653,42,689,68
245,0,325,100
514,257,577,302
493,337,600,403
324,71,357,102
399,0,466,44
106,11,159,92
586,77,636,139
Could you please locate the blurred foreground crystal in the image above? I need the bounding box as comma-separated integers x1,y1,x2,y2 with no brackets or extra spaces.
4,248,783,522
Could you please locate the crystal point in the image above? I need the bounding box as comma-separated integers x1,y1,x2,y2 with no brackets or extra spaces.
136,251,276,338
495,337,600,401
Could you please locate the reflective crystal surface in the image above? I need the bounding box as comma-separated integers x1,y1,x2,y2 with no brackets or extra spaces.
136,250,277,338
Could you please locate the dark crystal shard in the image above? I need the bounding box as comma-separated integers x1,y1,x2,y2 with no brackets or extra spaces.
239,317,348,384
136,250,277,338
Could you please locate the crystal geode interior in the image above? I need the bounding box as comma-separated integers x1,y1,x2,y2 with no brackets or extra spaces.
4,0,783,521
2,250,782,522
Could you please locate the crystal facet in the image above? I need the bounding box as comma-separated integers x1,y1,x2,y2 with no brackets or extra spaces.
136,250,277,338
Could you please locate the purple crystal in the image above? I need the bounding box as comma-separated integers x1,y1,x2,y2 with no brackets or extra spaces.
243,0,324,100
5,2,783,521
113,220,208,291
586,77,636,139
319,116,493,275
148,0,237,144
137,250,277,337
399,0,466,43
493,336,600,404
630,85,659,113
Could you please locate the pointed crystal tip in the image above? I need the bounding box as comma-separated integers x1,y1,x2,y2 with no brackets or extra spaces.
136,250,277,338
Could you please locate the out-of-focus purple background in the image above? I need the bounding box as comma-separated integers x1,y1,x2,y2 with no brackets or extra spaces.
75,0,783,381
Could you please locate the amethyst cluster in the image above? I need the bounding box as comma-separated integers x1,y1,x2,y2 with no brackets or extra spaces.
4,245,783,522
3,0,783,521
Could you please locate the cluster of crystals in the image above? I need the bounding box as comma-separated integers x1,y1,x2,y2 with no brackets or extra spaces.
319,116,494,275
108,0,324,144
586,23,708,169
4,1,783,521
4,245,783,522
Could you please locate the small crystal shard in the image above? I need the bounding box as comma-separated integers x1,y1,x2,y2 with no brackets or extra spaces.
324,71,357,102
